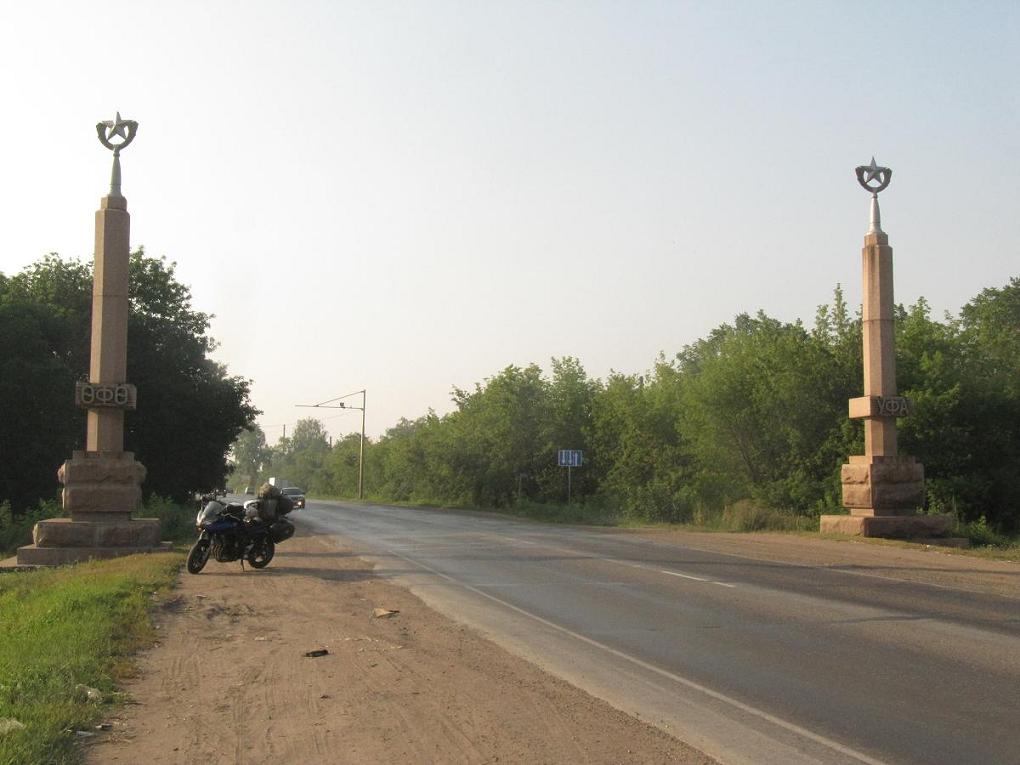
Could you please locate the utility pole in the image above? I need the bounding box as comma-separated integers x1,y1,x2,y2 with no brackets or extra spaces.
297,388,367,500
358,390,366,501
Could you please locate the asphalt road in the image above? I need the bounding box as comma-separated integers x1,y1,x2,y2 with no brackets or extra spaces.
297,500,1020,765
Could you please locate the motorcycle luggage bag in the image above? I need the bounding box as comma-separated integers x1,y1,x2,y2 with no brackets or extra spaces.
269,518,295,543
256,496,294,522
255,483,294,520
256,499,278,522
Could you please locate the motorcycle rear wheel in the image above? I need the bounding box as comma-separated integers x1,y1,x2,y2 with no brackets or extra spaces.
187,538,211,574
247,539,275,569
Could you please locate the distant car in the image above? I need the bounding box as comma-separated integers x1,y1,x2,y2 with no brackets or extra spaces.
281,486,305,509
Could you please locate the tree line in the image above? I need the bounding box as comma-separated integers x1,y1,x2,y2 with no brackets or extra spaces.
0,252,258,513
234,278,1020,535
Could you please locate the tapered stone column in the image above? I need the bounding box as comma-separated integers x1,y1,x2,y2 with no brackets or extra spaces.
820,159,951,539
18,114,165,565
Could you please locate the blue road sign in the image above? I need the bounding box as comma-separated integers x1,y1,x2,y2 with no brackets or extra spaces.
558,449,583,467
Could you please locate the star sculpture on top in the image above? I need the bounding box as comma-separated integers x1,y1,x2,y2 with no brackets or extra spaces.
96,112,138,154
855,156,891,195
95,112,139,197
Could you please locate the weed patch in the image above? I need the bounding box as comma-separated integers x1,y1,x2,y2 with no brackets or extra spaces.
0,501,62,558
956,516,1020,551
141,496,197,546
0,552,182,765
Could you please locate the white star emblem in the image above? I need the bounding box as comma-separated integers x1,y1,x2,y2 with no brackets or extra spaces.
863,157,883,183
106,111,129,141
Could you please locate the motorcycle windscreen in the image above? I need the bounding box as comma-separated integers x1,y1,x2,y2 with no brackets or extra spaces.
197,500,224,525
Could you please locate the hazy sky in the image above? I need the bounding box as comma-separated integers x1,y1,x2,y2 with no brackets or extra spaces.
1,1,1017,442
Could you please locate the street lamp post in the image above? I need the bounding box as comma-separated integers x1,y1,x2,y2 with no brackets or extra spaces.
296,389,367,500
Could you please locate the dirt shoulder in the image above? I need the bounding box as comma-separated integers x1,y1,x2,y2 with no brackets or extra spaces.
621,528,1020,599
86,531,712,765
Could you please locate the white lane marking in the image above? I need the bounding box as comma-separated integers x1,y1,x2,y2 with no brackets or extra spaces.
380,544,889,765
603,533,1020,600
608,556,737,589
660,569,710,582
444,532,740,590
505,522,1007,599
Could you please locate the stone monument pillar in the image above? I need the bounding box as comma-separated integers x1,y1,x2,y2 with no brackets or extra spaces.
820,159,952,539
18,114,165,565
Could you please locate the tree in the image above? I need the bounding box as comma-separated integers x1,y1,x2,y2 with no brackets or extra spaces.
230,425,271,492
0,251,258,510
262,418,333,492
896,285,1020,531
232,279,1020,534
0,300,82,511
449,364,551,506
323,432,365,497
123,251,258,500
589,366,694,522
0,256,92,511
677,310,849,514
539,357,597,501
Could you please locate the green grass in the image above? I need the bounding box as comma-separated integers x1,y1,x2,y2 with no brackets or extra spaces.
0,552,183,765
504,499,620,525
469,497,816,532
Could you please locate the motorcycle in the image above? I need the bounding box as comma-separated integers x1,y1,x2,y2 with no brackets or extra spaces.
186,492,295,574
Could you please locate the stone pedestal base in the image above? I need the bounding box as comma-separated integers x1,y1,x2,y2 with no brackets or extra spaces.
14,450,164,566
819,513,953,538
32,517,161,547
841,454,925,514
16,517,166,566
59,450,146,519
16,541,172,566
828,453,949,540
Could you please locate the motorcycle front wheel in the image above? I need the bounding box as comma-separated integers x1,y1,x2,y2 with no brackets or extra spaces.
247,539,275,569
187,537,212,574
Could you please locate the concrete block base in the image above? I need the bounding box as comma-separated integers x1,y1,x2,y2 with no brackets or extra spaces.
820,513,954,539
841,455,925,513
16,541,173,566
19,448,163,566
32,517,161,548
17,517,166,567
59,451,146,518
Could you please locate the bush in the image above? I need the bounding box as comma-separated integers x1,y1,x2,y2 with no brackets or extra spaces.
141,495,196,545
617,483,693,524
720,500,815,532
957,516,1015,549
0,500,62,556
512,498,619,526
